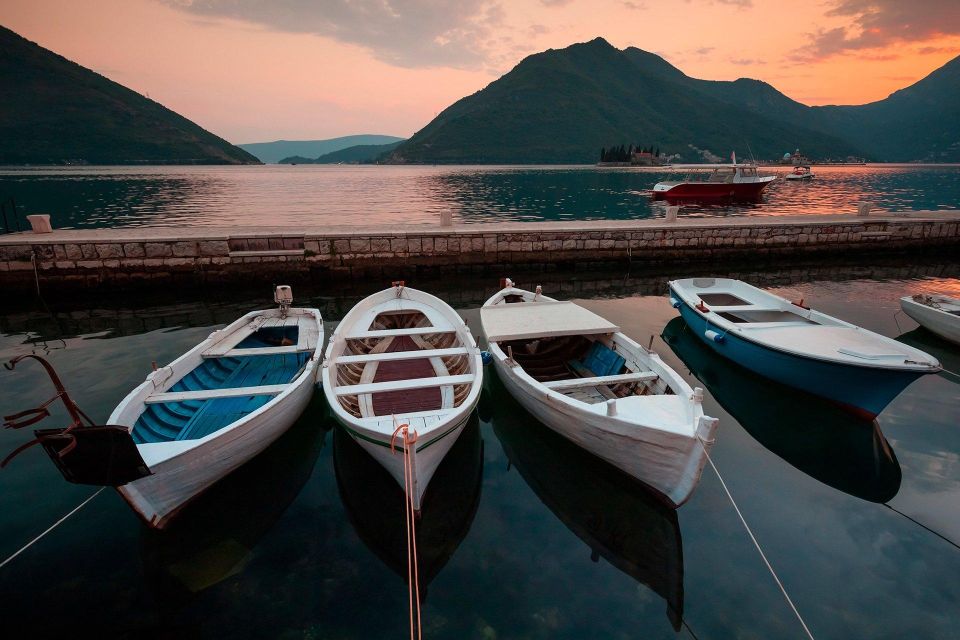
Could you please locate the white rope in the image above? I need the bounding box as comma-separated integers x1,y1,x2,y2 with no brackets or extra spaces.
699,437,816,640
0,487,105,571
940,366,960,380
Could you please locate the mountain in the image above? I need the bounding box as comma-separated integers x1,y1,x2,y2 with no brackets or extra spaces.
0,25,257,165
813,57,960,162
278,140,404,164
389,38,960,164
239,135,406,164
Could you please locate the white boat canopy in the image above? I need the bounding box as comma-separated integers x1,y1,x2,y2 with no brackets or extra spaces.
481,301,620,342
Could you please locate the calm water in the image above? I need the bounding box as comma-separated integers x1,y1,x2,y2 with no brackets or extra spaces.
1,261,959,638
0,164,958,229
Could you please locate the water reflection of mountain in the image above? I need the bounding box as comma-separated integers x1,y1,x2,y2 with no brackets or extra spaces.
334,416,483,601
662,317,901,503
140,401,328,605
488,379,684,631
897,327,960,384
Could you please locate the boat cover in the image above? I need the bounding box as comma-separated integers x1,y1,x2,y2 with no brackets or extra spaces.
482,301,619,342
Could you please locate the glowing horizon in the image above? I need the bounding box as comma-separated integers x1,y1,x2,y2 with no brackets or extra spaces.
2,0,958,143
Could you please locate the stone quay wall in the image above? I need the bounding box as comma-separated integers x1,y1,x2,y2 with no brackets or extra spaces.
1,211,957,291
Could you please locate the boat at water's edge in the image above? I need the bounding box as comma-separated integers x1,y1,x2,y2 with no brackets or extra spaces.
481,280,717,506
669,277,940,418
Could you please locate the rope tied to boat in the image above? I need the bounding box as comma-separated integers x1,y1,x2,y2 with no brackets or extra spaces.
0,487,105,571
392,417,422,640
696,434,817,640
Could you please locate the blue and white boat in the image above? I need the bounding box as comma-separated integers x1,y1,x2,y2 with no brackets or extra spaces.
668,278,940,418
108,286,324,528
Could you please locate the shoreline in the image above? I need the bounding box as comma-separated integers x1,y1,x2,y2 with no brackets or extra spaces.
1,210,957,292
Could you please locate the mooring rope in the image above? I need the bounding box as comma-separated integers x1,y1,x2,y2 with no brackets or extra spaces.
698,437,816,640
392,417,422,640
0,487,105,571
402,428,423,640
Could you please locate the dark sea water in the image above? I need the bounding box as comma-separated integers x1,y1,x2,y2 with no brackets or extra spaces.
1,262,959,638
0,164,958,230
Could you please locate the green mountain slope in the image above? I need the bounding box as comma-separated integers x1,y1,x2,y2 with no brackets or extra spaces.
389,38,859,164
240,135,406,163
0,26,257,165
644,46,960,162
278,140,404,164
391,38,958,164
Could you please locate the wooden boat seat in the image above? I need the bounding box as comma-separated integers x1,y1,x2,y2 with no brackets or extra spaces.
335,374,474,396
144,384,287,404
544,371,658,392
337,347,469,365
346,327,457,340
206,345,314,358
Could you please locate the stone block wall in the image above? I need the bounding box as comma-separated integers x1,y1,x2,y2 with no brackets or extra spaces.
1,215,957,291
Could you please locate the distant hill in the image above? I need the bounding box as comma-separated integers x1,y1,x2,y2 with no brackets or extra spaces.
0,25,257,165
389,38,960,163
240,135,405,164
278,140,404,164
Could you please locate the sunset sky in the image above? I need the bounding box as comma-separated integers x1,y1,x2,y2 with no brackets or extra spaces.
2,0,959,143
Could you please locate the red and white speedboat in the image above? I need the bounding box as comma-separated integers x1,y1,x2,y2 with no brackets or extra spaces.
650,157,776,201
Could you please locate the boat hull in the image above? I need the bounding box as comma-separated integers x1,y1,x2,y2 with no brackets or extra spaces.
337,408,473,511
651,181,771,201
901,297,960,346
491,357,714,507
117,374,316,529
672,290,924,418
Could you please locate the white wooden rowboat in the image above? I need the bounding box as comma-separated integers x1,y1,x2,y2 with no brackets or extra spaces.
322,283,483,510
108,287,323,528
481,279,718,507
900,293,960,346
670,278,940,418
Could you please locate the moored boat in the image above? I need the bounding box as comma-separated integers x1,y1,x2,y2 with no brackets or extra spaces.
900,293,960,346
480,279,718,506
649,157,775,201
107,286,324,528
322,282,483,510
669,278,941,418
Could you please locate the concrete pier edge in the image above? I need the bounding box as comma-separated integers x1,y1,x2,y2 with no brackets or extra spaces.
1,210,958,291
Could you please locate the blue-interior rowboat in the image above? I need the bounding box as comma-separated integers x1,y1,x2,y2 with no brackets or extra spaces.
668,278,940,418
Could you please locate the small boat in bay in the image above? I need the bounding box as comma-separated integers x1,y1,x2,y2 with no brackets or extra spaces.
109,286,324,527
322,282,483,510
669,278,941,418
480,279,718,506
900,293,960,346
649,155,775,201
785,165,814,181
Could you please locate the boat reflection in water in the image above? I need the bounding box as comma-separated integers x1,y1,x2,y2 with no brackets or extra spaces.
488,378,684,631
897,327,960,385
661,317,901,503
334,415,483,602
140,400,329,604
